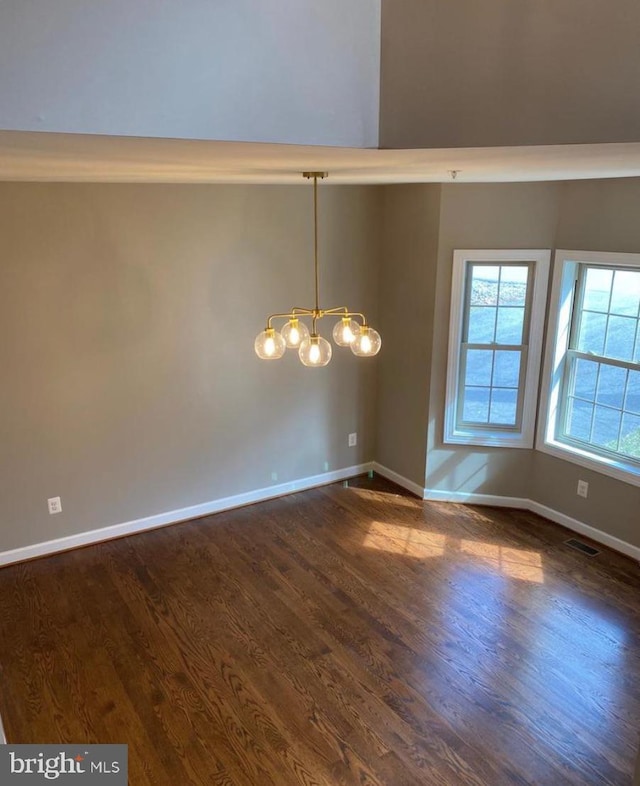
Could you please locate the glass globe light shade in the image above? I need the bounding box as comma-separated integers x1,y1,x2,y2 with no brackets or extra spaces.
299,334,332,367
332,317,360,347
254,327,286,359
351,326,381,357
281,317,310,349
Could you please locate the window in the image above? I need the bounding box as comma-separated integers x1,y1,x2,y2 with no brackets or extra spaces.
445,250,550,447
539,250,640,484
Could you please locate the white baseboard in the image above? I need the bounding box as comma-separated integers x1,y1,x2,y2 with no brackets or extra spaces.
371,463,425,498
0,463,373,568
424,488,531,508
1,463,638,568
424,489,640,561
423,488,640,561
528,501,640,562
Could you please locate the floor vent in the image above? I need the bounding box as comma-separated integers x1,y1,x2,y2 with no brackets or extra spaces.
565,538,600,557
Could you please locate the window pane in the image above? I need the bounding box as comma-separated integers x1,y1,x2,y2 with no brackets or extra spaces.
591,406,621,449
619,414,640,458
610,270,640,316
447,250,549,447
566,398,593,442
470,266,499,305
548,256,640,470
604,315,636,361
625,370,640,415
495,307,524,344
468,307,496,343
573,358,598,401
489,388,518,425
493,350,521,388
463,387,490,422
577,311,607,354
595,364,627,409
583,267,612,312
465,350,493,386
498,266,529,306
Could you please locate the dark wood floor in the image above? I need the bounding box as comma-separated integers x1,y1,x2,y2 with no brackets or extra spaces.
0,476,639,785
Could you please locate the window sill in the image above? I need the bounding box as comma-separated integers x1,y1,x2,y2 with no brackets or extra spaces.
536,438,640,488
444,430,533,449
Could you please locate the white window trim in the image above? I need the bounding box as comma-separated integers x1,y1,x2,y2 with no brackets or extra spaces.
537,249,640,486
444,249,551,448
444,249,550,448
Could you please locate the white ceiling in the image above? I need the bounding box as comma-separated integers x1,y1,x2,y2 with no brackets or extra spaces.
1,130,640,184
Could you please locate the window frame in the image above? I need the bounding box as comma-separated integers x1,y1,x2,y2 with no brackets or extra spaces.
538,249,640,485
444,249,551,448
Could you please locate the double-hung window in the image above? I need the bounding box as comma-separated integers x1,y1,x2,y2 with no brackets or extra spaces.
444,250,550,447
539,250,640,484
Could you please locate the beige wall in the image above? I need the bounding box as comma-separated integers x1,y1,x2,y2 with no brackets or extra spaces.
380,0,640,148
3,177,640,558
374,182,561,497
0,183,382,553
375,185,440,486
0,1,380,147
378,178,640,550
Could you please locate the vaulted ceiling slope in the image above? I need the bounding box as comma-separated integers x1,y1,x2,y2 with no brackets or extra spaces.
1,1,640,183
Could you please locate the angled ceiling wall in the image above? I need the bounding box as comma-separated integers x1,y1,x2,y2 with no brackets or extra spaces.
0,0,381,148
5,1,640,155
380,0,640,149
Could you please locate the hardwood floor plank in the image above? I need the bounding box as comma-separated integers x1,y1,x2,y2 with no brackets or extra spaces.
0,475,638,785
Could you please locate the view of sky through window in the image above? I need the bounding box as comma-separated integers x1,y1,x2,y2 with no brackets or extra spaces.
462,264,529,427
565,266,640,459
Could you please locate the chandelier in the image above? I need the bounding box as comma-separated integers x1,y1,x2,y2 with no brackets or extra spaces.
254,172,381,367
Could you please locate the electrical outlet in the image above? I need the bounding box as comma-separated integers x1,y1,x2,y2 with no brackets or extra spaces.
323,461,329,471
577,480,589,498
271,472,278,482
348,432,357,447
48,496,62,515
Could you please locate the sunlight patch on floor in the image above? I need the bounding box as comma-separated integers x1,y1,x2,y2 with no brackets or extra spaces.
460,540,544,584
363,521,446,558
362,521,545,583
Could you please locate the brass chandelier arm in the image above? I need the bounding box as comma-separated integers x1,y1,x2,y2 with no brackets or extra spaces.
266,312,301,329
266,307,369,329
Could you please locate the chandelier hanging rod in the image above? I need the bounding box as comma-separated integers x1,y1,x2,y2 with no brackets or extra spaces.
306,171,322,313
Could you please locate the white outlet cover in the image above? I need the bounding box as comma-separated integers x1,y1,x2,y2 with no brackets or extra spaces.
48,496,62,514
577,480,589,498
348,433,357,447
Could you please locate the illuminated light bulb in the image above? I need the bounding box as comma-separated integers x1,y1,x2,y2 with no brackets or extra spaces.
332,317,360,347
299,334,332,367
254,327,286,360
351,326,381,357
281,317,309,349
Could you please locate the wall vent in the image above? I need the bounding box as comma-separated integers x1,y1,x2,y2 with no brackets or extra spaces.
565,538,600,557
